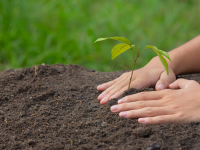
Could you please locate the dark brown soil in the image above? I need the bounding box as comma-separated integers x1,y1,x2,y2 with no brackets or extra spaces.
1,64,200,150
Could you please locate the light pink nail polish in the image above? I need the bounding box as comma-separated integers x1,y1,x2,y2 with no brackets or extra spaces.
138,118,146,123
119,112,127,117
111,105,118,112
110,94,116,100
118,98,125,104
158,84,164,90
97,85,102,88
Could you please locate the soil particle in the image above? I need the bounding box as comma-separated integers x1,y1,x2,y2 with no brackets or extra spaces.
1,64,200,149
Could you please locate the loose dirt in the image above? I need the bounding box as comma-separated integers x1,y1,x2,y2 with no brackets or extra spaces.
0,64,200,150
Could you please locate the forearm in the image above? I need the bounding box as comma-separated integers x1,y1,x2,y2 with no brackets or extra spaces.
151,35,200,75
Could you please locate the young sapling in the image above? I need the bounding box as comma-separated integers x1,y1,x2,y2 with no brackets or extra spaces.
94,37,171,89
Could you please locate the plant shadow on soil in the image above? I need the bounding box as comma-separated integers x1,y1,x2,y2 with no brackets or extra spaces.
1,64,200,150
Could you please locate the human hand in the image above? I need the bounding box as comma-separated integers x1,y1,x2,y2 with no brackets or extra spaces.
110,79,200,124
97,57,176,105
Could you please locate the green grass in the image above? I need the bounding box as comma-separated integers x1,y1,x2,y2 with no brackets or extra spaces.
1,0,200,72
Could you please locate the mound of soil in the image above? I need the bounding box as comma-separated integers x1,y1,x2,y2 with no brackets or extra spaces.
1,64,200,150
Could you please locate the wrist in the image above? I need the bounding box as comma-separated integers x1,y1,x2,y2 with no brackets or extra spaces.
147,56,177,75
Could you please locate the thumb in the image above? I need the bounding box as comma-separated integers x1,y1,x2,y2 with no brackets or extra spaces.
155,70,176,91
169,79,199,89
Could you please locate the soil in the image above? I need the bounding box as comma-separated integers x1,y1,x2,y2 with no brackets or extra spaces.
1,64,200,150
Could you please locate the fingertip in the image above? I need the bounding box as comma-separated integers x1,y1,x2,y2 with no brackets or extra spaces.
110,93,121,100
158,84,164,90
156,83,165,91
138,118,154,125
168,83,174,88
118,98,125,104
168,81,179,89
156,81,168,91
97,84,104,91
100,97,108,105
98,93,105,100
138,118,146,124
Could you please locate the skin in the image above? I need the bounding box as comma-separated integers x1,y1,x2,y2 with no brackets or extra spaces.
97,35,200,124
111,79,200,124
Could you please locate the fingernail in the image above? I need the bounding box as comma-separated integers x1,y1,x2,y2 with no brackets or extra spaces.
110,94,116,100
158,84,164,90
118,98,125,104
101,97,108,103
119,112,127,117
111,105,118,112
97,85,102,88
98,93,105,99
138,118,146,123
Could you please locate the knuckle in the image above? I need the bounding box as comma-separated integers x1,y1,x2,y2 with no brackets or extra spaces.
146,107,152,115
147,117,154,123
120,103,127,110
163,89,173,94
170,105,179,110
162,98,172,106
138,101,146,109
173,113,183,124
176,113,183,119
139,92,148,99
157,116,165,123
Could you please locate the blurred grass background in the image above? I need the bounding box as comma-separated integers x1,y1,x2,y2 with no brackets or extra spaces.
0,0,200,72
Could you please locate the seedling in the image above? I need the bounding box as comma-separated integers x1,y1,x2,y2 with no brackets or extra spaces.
94,37,171,89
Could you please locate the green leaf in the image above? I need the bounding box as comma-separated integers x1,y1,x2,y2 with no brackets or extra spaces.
111,43,133,60
144,45,170,75
108,37,132,46
93,38,108,43
156,52,169,75
157,49,171,61
94,37,132,46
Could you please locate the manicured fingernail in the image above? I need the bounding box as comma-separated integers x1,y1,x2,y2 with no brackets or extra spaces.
110,105,118,112
97,85,102,88
110,94,116,100
119,112,127,117
158,84,164,90
138,118,146,123
101,97,108,103
118,98,125,104
98,93,105,99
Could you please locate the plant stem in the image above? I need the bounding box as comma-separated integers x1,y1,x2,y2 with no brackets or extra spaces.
128,58,137,89
139,47,147,55
128,46,140,90
131,46,135,60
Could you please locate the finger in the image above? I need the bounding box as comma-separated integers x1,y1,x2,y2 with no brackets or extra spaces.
169,79,200,89
109,77,152,102
118,90,164,104
98,74,129,100
138,114,179,124
105,79,129,99
119,107,170,119
97,78,117,91
106,72,142,98
99,79,129,104
97,72,130,92
111,100,163,113
155,70,176,91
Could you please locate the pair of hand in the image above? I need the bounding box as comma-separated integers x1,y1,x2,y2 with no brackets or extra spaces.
97,63,200,124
